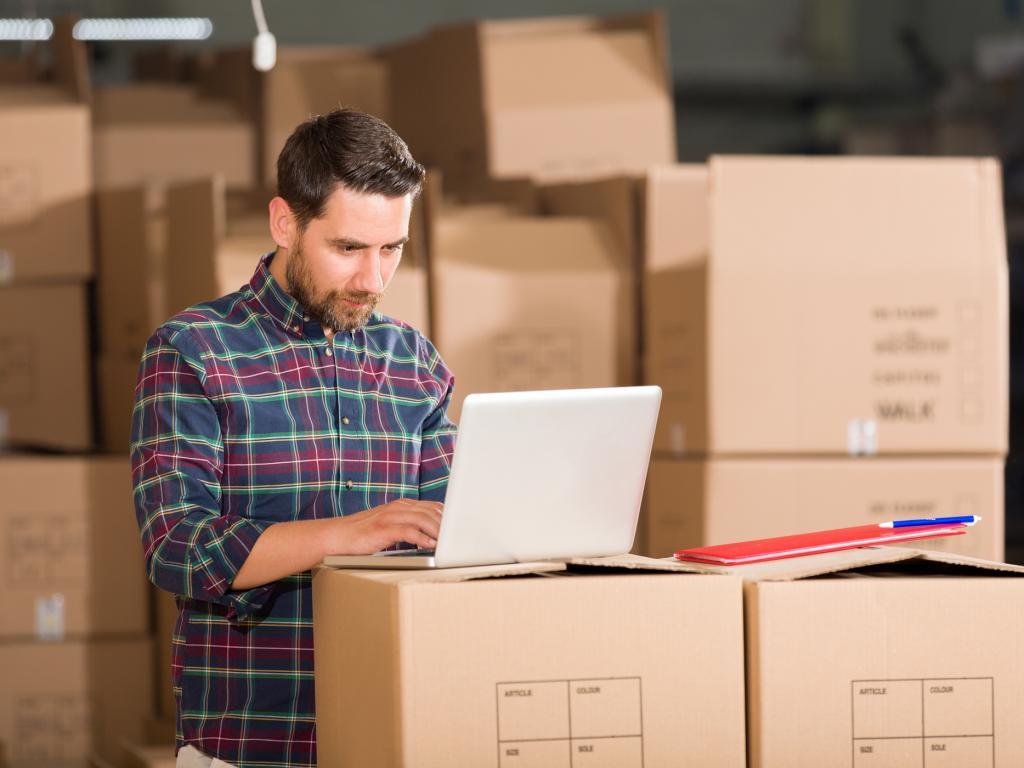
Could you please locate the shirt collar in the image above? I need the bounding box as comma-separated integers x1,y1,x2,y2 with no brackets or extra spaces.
249,251,306,334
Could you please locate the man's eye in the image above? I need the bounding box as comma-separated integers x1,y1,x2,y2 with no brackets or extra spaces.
342,245,360,253
383,245,403,255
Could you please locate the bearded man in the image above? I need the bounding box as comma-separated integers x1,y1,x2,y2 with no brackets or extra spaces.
131,109,454,768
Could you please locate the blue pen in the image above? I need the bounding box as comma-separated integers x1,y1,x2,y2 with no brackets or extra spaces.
878,515,981,529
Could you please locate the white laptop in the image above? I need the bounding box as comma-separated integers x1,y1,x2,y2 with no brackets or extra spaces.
322,385,661,569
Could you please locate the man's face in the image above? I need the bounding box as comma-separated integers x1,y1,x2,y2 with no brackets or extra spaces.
283,185,412,332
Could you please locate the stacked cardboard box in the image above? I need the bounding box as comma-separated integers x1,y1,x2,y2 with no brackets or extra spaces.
92,83,255,191
643,157,1009,561
386,11,675,200
420,176,637,421
0,456,153,766
199,46,391,185
313,556,747,766
0,32,94,452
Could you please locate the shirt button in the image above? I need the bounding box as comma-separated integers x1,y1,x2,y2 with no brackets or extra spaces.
303,315,310,321
342,416,350,425
325,348,333,357
292,325,301,334
345,479,354,490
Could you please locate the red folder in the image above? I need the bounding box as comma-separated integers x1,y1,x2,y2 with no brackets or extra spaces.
674,523,968,566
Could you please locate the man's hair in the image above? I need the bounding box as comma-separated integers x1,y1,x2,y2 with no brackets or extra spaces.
277,108,425,231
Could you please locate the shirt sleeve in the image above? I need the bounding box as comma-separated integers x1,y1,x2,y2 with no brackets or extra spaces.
131,326,274,620
417,335,457,502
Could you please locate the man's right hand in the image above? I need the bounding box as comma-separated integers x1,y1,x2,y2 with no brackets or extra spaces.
330,498,443,555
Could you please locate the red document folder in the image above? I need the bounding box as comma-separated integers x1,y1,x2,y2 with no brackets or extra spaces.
674,523,968,565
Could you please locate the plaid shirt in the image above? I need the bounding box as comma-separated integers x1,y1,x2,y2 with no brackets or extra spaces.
131,253,456,768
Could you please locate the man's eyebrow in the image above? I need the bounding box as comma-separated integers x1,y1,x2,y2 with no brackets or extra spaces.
326,236,409,248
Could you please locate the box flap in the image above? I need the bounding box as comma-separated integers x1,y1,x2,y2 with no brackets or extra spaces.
567,553,705,573
674,546,1024,581
317,560,567,585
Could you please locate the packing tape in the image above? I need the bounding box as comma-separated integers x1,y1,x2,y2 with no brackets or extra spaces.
0,251,11,283
35,593,65,641
0,408,8,446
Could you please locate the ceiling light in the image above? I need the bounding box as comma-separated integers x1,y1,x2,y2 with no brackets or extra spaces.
72,17,213,41
0,18,53,41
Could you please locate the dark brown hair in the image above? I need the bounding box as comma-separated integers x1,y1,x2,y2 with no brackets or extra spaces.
276,108,425,231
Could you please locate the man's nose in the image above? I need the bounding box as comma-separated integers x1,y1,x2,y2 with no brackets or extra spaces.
351,251,384,294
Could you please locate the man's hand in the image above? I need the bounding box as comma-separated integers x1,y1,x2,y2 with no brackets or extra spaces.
231,499,443,590
330,498,443,554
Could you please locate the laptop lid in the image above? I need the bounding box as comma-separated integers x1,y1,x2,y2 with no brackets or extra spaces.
432,385,661,568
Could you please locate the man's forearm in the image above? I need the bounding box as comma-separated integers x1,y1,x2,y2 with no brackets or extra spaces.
231,519,336,590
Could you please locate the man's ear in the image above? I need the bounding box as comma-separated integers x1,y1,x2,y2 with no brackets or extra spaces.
269,196,296,249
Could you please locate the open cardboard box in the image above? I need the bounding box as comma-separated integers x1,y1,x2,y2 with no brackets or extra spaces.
313,554,747,767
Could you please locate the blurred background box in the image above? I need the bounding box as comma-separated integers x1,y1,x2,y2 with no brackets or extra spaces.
644,457,1004,562
0,283,92,450
0,638,153,768
0,27,91,286
424,177,632,421
645,157,1008,456
387,11,675,199
0,455,147,638
92,83,255,191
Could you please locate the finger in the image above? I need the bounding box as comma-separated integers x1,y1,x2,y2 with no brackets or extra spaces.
398,526,437,550
387,508,442,537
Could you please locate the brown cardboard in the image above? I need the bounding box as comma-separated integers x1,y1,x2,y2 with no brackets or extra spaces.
388,12,675,198
430,207,625,421
645,457,1005,563
0,282,92,450
0,637,153,768
95,183,167,358
539,176,643,388
645,158,1009,456
0,456,148,639
0,89,92,284
313,556,746,767
92,84,255,191
692,549,1024,768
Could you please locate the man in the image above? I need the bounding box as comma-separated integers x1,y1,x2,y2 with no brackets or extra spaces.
131,109,455,768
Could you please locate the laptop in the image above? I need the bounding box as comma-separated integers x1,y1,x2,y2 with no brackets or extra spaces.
322,385,661,569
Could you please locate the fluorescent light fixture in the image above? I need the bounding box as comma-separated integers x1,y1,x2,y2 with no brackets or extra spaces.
0,18,54,41
72,17,213,41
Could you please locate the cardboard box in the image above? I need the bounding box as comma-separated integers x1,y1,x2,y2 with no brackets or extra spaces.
0,637,153,768
645,158,1009,455
387,11,675,198
0,87,92,284
645,457,1005,562
0,282,92,450
427,180,633,421
313,556,746,767
95,183,167,358
92,84,255,191
672,548,1024,767
164,176,430,333
0,455,148,639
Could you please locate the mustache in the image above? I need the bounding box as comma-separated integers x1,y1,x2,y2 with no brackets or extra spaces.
335,290,381,304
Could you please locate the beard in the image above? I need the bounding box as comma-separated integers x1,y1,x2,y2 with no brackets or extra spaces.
284,240,383,332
